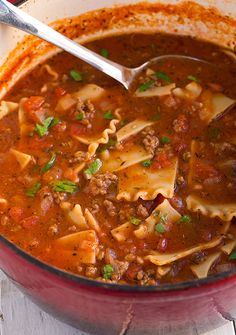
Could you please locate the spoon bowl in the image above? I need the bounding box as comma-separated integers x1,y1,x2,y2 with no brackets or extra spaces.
0,0,214,90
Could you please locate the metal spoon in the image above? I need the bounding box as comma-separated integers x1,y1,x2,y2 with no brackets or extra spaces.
0,0,212,90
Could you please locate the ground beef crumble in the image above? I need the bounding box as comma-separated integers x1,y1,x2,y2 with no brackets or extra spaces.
86,172,118,196
173,114,189,133
142,127,159,155
103,200,117,217
137,204,149,218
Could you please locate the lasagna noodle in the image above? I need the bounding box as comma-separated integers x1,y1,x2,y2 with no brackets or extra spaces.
186,194,236,221
134,199,181,239
101,143,152,173
111,222,134,242
190,252,221,279
134,83,176,97
0,100,18,120
73,118,120,158
117,157,178,201
200,91,235,123
72,84,105,102
146,237,222,266
55,230,98,264
10,148,32,170
116,119,154,142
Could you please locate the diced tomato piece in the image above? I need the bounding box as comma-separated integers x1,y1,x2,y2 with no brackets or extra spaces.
54,87,67,98
69,123,86,137
20,215,39,229
27,134,52,152
9,206,24,222
23,96,45,123
52,121,67,133
152,152,171,170
126,264,142,281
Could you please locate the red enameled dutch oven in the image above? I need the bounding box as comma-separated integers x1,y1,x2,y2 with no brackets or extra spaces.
0,0,236,334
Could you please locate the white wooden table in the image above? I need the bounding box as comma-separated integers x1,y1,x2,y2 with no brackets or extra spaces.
0,270,235,335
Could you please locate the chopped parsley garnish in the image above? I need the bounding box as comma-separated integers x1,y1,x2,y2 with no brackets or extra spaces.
85,158,102,175
177,215,192,224
103,264,113,279
138,80,155,92
154,71,171,83
98,139,117,152
70,69,83,81
161,136,170,144
130,217,141,225
103,111,114,120
26,182,41,198
41,153,56,173
34,117,59,137
50,180,78,193
141,159,152,168
75,113,84,121
159,214,168,224
187,75,200,83
208,127,221,140
100,48,109,58
229,251,236,261
155,223,166,234
151,113,161,121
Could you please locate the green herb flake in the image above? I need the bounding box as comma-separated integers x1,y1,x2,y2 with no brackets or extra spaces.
98,139,117,152
151,113,161,121
41,153,56,173
154,71,171,83
130,217,141,225
70,69,83,82
100,48,109,58
177,215,192,224
34,117,59,137
161,136,171,144
159,214,168,224
75,113,84,121
138,80,155,92
229,251,236,261
141,159,152,168
208,127,221,140
103,264,113,280
103,111,114,120
50,180,78,193
85,158,102,175
155,223,166,234
187,75,200,83
26,182,41,198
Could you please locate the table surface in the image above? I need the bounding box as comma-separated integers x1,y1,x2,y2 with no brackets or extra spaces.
0,271,235,335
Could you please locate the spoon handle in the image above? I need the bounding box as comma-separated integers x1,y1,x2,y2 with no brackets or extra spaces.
0,0,131,88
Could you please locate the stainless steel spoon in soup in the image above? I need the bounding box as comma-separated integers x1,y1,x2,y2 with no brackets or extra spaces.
0,0,213,91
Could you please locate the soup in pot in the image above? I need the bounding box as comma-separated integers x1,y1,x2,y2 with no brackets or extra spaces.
0,33,235,285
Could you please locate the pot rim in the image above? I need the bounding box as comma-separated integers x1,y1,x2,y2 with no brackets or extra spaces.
2,0,236,294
